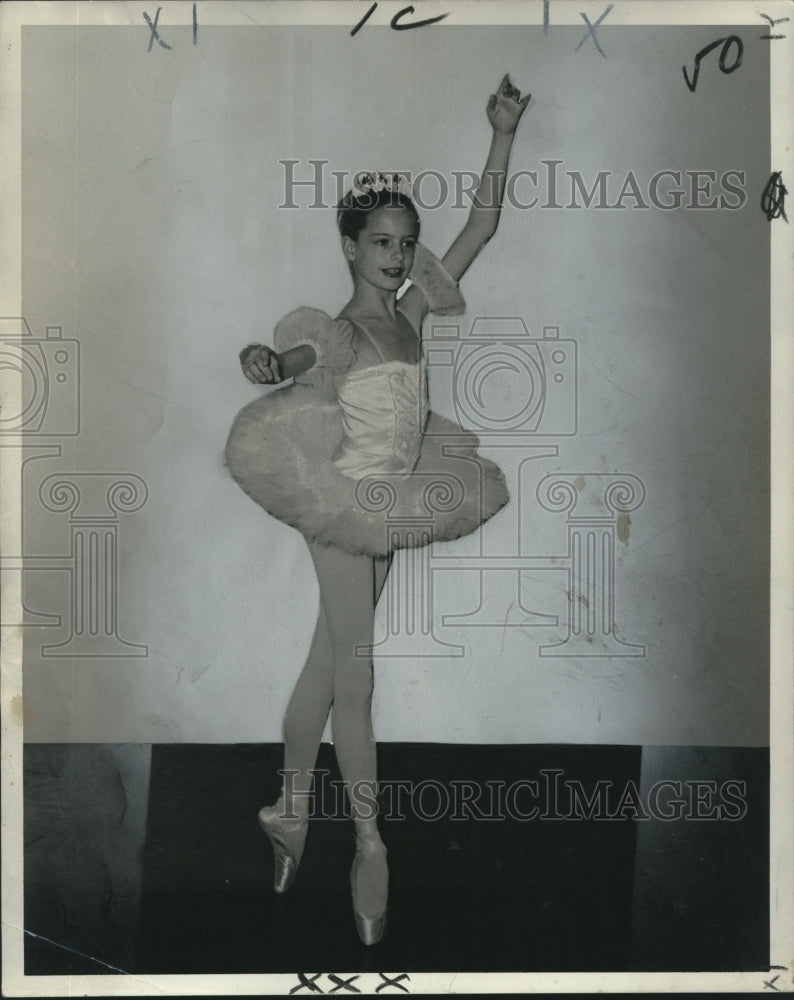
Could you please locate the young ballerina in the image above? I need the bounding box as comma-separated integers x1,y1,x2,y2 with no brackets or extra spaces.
226,74,531,946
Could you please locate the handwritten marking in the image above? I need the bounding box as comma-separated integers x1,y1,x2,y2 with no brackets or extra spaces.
142,7,172,51
763,974,781,991
762,172,788,221
682,35,743,92
574,4,613,57
350,2,448,34
759,13,789,38
287,974,411,995
328,974,362,993
390,5,449,30
351,2,377,36
290,973,325,994
543,0,550,34
376,973,411,993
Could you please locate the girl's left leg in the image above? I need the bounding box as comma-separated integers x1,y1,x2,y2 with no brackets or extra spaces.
278,552,391,821
308,541,391,941
307,542,381,823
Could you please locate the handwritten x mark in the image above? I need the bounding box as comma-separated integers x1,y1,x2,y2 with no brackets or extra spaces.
328,974,361,993
376,973,411,993
290,972,325,994
142,8,172,51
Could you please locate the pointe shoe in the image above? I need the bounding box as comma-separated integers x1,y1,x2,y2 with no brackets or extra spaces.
257,803,308,894
350,839,388,946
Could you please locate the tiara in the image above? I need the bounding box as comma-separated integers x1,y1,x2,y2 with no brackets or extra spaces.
353,172,412,198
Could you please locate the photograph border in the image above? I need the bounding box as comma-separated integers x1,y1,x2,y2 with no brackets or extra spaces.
1,1,792,995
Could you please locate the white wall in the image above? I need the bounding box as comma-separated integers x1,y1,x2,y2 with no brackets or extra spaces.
19,23,769,745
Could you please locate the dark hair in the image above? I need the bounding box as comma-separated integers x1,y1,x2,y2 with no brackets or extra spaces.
337,185,421,241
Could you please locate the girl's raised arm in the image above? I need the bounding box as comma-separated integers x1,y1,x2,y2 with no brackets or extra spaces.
441,74,531,282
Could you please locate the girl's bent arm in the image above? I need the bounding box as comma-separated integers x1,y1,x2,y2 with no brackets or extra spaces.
441,75,530,283
279,344,316,379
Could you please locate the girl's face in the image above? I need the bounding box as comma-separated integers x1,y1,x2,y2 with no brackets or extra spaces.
343,207,419,292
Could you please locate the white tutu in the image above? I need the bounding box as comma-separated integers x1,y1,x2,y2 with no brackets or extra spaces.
226,383,509,557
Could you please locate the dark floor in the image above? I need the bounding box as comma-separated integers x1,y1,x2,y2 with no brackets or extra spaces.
23,743,768,976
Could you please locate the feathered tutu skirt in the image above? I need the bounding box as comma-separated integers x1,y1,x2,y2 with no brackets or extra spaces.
225,383,509,558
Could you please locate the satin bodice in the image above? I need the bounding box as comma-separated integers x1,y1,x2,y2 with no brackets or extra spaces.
333,360,428,479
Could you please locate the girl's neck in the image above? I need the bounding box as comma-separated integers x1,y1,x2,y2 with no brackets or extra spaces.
343,282,399,320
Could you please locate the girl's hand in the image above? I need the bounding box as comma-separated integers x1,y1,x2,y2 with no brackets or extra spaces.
487,74,531,135
240,343,283,384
